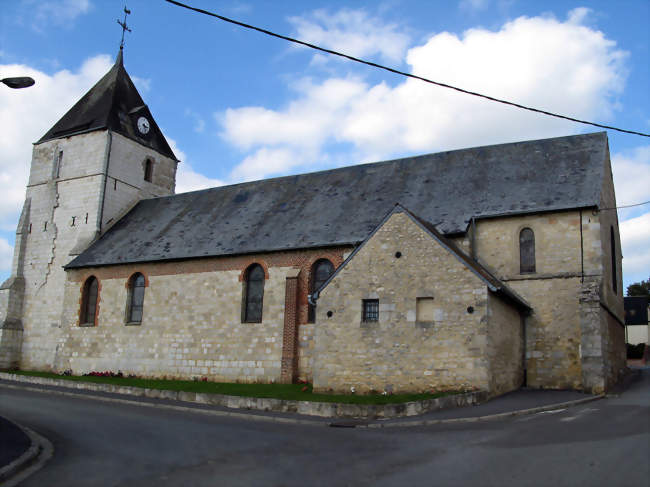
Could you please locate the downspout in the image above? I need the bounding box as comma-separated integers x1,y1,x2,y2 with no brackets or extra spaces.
521,313,527,387
97,130,113,234
471,217,477,260
579,209,584,283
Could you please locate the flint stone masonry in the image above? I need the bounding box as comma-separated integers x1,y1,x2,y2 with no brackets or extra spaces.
313,211,525,395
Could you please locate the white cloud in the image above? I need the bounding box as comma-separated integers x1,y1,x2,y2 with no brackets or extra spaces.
612,146,650,209
26,0,92,30
166,137,225,194
220,10,628,180
132,76,151,93
0,55,113,231
459,0,489,12
0,238,12,273
620,212,650,286
288,8,410,64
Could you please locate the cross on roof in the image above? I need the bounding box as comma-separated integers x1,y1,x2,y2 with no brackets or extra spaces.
117,6,132,51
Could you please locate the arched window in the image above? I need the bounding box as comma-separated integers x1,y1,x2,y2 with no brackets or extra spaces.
519,228,536,274
144,158,153,182
126,273,146,324
308,259,334,323
611,226,617,294
243,264,265,323
80,276,99,326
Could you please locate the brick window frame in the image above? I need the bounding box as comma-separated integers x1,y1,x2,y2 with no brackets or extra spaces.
242,263,266,323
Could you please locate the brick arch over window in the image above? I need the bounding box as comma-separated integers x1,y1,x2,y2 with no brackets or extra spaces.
519,227,536,274
242,264,265,323
79,275,100,326
238,260,269,282
125,272,148,324
308,259,335,323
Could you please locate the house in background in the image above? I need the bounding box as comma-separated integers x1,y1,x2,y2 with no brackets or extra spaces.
0,52,626,397
624,296,649,345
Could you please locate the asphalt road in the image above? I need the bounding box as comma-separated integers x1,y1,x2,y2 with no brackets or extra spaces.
0,370,648,487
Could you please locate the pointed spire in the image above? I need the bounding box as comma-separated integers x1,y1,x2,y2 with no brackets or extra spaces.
115,46,124,66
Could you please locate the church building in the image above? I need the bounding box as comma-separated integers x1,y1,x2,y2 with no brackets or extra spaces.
0,52,626,397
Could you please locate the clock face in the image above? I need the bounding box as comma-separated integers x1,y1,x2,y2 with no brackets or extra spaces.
137,116,150,135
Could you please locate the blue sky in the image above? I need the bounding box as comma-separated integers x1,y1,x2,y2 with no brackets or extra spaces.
1,0,649,290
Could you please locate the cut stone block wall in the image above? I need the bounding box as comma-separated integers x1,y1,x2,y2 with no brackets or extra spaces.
56,247,347,381
313,211,510,394
487,291,524,396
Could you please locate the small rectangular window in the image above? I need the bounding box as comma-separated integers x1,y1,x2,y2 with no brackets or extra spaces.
416,297,434,322
362,299,379,322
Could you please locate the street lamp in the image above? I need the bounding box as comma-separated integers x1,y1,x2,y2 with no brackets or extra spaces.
1,77,35,89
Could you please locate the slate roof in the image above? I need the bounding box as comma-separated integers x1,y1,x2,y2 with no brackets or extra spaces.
66,132,608,269
38,50,177,161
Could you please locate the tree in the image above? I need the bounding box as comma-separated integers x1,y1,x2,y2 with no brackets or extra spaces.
627,277,650,297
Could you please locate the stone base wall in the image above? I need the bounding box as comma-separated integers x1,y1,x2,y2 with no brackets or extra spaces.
0,328,23,369
604,310,626,390
298,323,315,382
487,292,524,396
509,277,583,389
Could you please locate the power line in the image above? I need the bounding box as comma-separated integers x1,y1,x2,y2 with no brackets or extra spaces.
599,200,650,211
165,0,650,138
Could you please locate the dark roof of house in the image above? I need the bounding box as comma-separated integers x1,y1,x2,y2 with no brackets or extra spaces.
624,296,649,325
313,204,531,312
66,132,608,269
38,50,177,161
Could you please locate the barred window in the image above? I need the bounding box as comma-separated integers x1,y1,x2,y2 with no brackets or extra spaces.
519,228,536,274
362,299,379,322
308,259,334,323
126,273,146,324
80,276,99,326
243,264,265,323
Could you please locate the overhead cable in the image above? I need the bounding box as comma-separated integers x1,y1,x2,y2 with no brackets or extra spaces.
165,0,650,138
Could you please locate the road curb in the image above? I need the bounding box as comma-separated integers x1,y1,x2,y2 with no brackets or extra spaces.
0,372,486,420
0,380,604,429
361,394,605,428
0,417,53,487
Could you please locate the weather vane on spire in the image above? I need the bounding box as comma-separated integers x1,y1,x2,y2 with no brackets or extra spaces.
117,6,132,51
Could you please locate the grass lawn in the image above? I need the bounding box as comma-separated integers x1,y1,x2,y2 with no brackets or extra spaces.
3,370,458,405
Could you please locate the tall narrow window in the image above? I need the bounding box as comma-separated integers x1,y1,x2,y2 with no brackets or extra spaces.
80,276,99,326
144,158,153,182
308,259,334,323
54,150,63,179
243,264,265,323
126,273,146,324
519,228,536,274
611,226,617,294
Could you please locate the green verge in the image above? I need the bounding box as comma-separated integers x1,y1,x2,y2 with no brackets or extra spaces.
4,370,457,405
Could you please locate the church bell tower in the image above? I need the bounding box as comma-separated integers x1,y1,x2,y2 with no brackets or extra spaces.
0,48,179,370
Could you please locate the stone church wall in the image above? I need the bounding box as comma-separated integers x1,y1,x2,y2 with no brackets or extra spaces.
56,247,347,382
313,211,510,395
474,211,585,389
